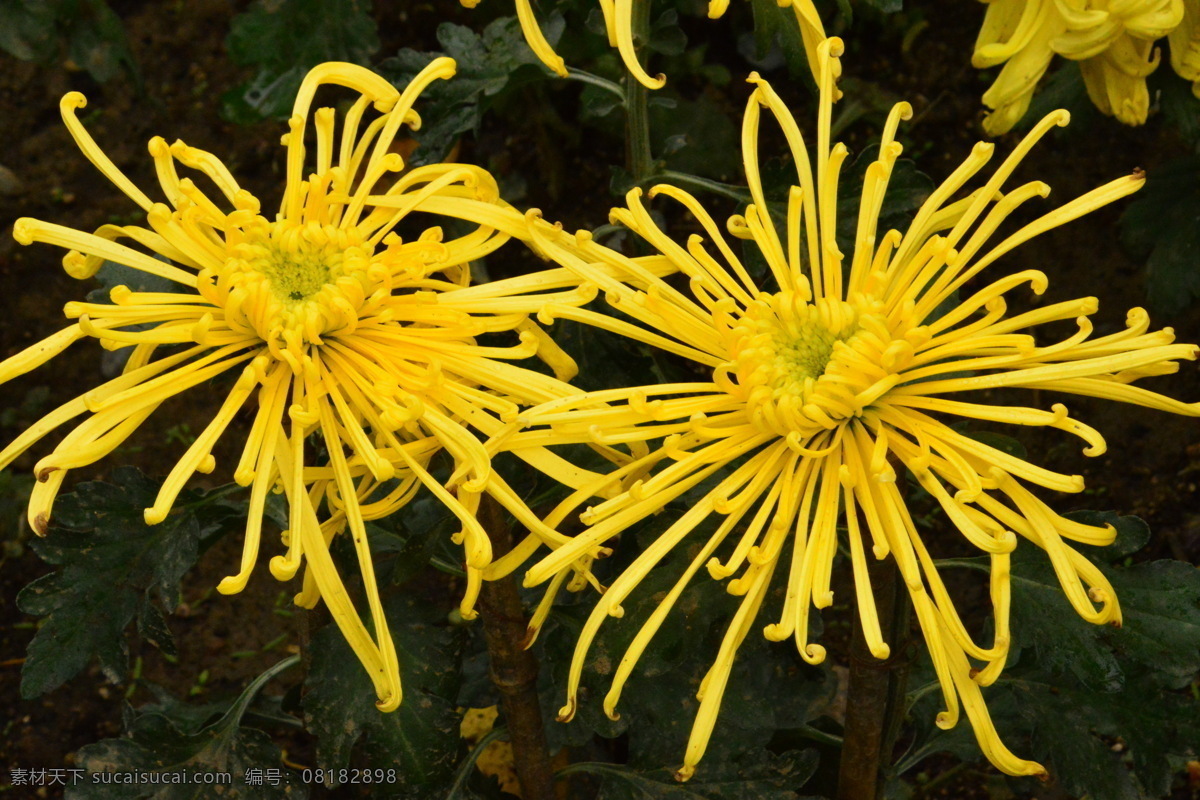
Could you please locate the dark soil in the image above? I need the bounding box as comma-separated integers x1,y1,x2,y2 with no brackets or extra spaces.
0,1,1197,799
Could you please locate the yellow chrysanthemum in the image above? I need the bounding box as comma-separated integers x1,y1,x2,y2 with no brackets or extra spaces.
974,0,1183,133
459,0,833,90
506,38,1199,780
1168,0,1200,96
4,59,608,711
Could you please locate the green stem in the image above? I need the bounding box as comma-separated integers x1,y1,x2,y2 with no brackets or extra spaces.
624,0,654,184
564,68,625,100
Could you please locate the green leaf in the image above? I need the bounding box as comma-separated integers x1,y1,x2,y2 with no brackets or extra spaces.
1015,61,1099,134
376,16,558,164
651,93,739,180
303,592,465,791
222,0,379,123
859,0,903,11
912,535,1200,798
18,468,239,698
69,657,305,799
647,9,687,57
0,0,137,84
1154,67,1200,148
1120,155,1200,316
837,146,933,253
748,0,813,82
1009,546,1125,691
1065,510,1150,560
576,749,821,800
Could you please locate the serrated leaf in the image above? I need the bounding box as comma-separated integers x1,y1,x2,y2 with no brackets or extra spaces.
69,657,304,799
376,16,557,164
18,468,240,697
1120,155,1200,316
647,9,687,56
222,0,379,122
1009,547,1125,691
1103,559,1200,685
912,538,1200,798
303,592,465,791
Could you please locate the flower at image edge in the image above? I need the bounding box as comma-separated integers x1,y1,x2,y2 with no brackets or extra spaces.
513,37,1200,780
4,59,604,711
974,0,1185,133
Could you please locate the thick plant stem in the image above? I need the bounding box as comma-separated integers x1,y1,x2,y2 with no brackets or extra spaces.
478,495,556,800
624,0,653,184
837,555,908,800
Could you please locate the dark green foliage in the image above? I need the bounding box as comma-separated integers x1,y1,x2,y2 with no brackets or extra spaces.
836,147,933,252
1014,61,1099,134
748,0,814,82
377,17,559,165
1121,155,1200,316
222,0,380,123
525,514,835,792
576,749,821,799
69,657,305,799
0,0,137,84
303,593,466,792
18,468,242,699
905,511,1200,800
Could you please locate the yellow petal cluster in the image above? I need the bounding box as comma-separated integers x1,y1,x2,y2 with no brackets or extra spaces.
507,38,1199,780
459,0,833,89
974,0,1191,133
4,59,603,711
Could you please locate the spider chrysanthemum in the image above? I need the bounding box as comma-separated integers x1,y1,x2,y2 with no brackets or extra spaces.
510,39,1199,779
974,0,1185,133
459,0,833,90
4,58,602,710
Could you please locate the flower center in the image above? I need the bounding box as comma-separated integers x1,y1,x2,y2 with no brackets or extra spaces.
237,219,364,308
723,292,907,437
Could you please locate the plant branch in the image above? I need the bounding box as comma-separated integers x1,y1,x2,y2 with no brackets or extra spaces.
836,467,913,800
478,495,555,800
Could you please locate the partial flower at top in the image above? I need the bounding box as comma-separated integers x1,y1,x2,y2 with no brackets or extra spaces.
4,59,607,712
459,0,834,90
511,38,1199,780
1169,1,1200,96
973,0,1184,133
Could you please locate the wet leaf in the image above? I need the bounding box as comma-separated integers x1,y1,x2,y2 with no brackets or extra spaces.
18,468,240,698
69,657,304,799
303,592,465,792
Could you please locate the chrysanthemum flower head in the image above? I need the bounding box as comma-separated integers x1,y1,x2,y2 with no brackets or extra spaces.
514,37,1199,780
974,0,1184,133
5,58,602,711
459,0,835,90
